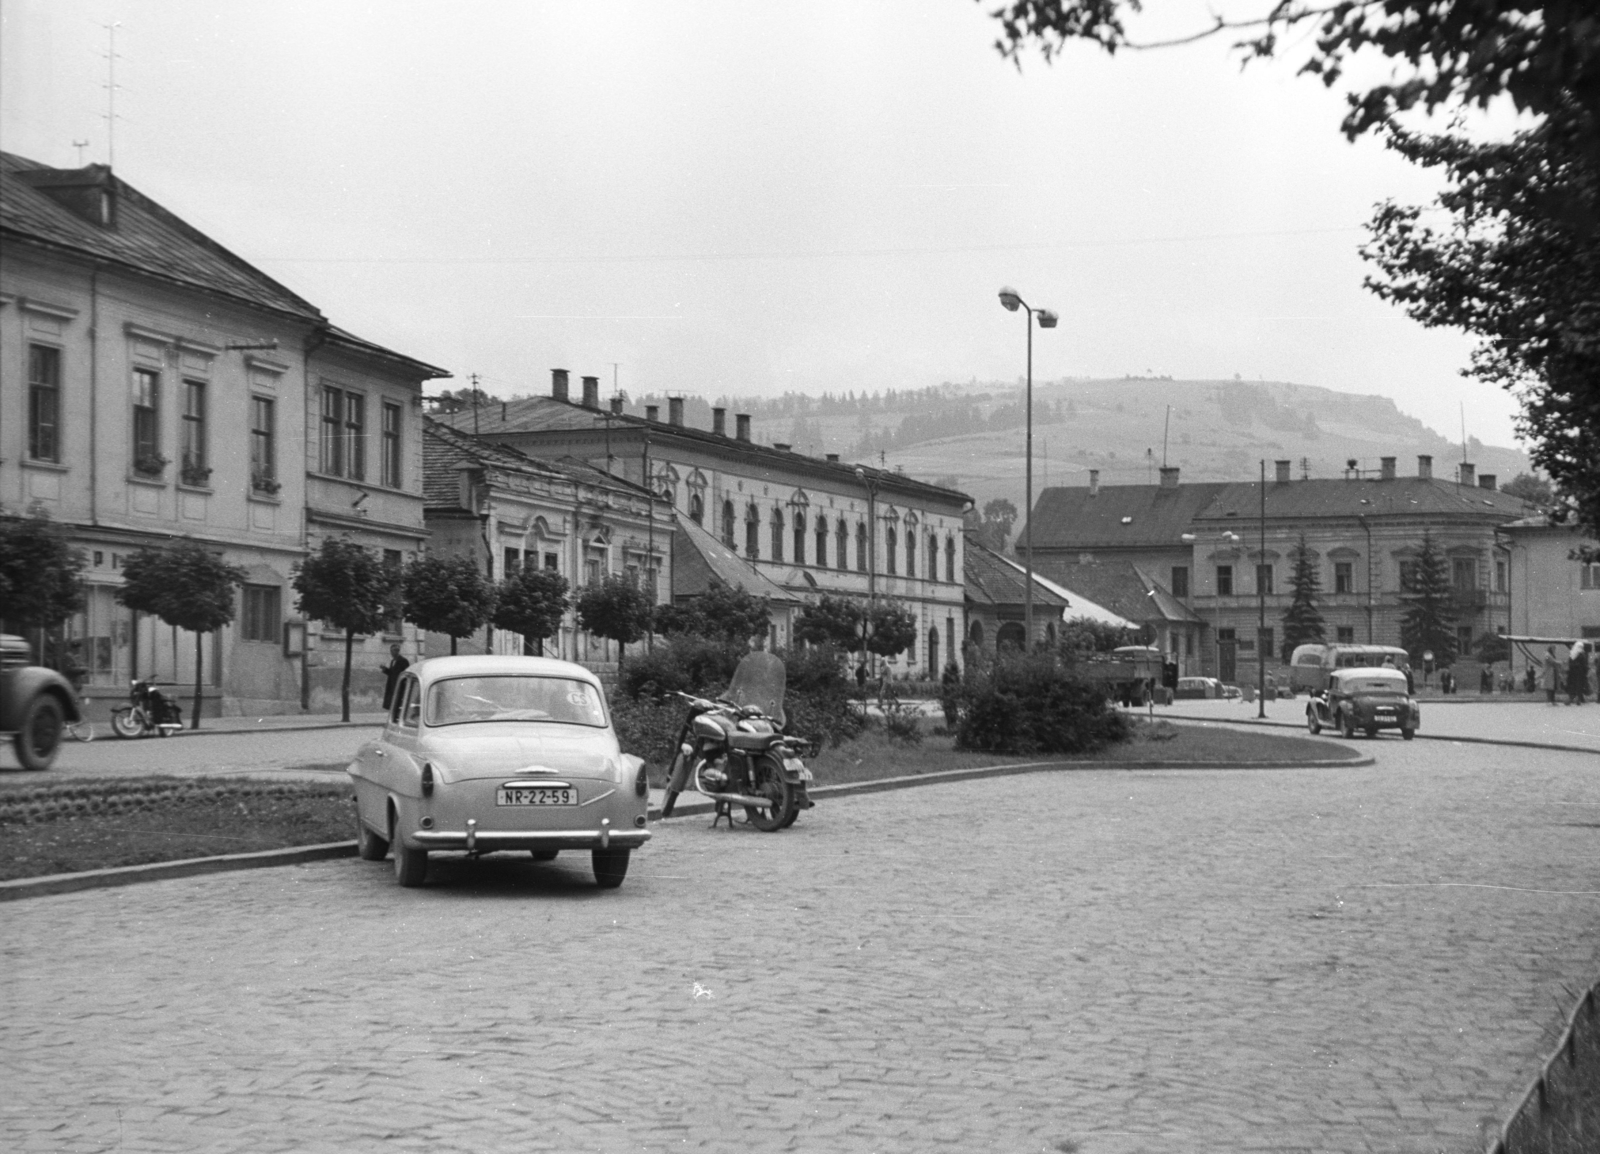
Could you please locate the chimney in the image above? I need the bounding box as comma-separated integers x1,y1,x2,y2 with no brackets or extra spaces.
551,368,569,403
609,395,624,416
1458,462,1476,487
1418,454,1433,480
773,442,792,452
1274,460,1291,484
668,397,684,426
826,453,840,463
581,375,600,410
1380,456,1396,481
712,407,727,436
1159,466,1180,489
645,404,659,423
735,414,751,442
1479,474,1497,490
1089,469,1100,496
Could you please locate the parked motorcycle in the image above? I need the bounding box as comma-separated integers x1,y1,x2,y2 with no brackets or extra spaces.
110,678,184,738
658,651,814,830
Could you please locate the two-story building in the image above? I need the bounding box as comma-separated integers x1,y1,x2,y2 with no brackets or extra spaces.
422,418,673,666
1,153,446,717
1024,456,1532,686
1504,517,1600,652
435,371,972,676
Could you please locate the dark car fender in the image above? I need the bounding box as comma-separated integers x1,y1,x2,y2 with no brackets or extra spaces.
0,666,82,729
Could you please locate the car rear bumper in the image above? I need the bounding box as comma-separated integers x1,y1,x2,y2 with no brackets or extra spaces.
410,826,650,851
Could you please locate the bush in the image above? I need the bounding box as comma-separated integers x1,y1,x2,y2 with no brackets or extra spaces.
955,651,1128,756
617,635,745,701
775,644,864,754
607,693,684,778
880,689,923,746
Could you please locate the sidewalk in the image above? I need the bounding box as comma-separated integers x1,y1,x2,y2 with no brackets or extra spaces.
164,711,389,736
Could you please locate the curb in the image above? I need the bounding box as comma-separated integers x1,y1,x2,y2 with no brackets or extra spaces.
1160,712,1600,756
0,841,357,903
652,750,1377,820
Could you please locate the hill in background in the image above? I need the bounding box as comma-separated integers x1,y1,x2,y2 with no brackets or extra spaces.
501,376,1531,510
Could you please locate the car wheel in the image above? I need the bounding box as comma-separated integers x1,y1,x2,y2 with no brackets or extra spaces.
13,694,64,771
390,810,427,886
530,849,559,862
592,846,630,889
1306,710,1321,735
356,808,389,861
1401,728,1415,741
111,706,145,739
1340,710,1356,740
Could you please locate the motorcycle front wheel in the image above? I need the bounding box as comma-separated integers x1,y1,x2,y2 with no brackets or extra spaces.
111,707,146,739
744,759,794,832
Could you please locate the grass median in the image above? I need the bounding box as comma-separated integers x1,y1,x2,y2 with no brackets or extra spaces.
0,722,1354,882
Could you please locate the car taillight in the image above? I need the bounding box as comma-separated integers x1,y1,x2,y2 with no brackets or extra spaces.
635,762,649,798
420,763,434,798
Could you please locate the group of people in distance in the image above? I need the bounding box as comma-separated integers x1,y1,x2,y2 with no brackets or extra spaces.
1541,642,1593,705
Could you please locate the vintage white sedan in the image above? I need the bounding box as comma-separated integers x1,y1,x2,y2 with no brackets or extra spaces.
347,656,650,888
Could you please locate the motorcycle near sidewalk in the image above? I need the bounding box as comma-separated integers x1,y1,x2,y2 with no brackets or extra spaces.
659,650,814,830
110,678,185,739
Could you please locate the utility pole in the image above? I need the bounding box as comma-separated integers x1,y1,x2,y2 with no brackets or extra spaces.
1258,459,1268,719
469,372,481,436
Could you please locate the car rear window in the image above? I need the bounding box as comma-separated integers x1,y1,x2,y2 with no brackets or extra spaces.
426,676,608,728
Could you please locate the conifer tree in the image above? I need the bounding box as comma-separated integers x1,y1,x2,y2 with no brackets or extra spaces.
1399,532,1458,668
1280,533,1325,659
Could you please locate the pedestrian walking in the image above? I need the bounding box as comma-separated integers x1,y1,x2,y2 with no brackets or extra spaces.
939,661,960,728
381,643,410,711
1543,646,1562,704
1567,641,1588,705
1480,665,1493,693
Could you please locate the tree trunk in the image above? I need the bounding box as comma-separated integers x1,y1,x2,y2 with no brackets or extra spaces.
192,630,204,730
342,631,354,722
450,634,458,656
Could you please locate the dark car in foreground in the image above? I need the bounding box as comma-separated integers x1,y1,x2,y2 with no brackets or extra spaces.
1,634,82,771
1306,666,1418,740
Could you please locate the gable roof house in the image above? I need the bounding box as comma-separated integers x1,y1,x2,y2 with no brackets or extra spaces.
1,153,447,717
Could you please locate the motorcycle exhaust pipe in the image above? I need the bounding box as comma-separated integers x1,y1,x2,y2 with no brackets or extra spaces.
701,791,782,808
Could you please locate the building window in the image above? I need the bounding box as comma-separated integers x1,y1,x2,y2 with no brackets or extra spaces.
1336,626,1355,643
770,509,784,562
250,397,277,492
885,525,897,575
904,524,914,577
857,522,867,572
1256,564,1274,595
504,548,521,576
745,504,760,559
946,536,955,583
1334,561,1354,594
1259,627,1274,659
585,557,602,585
320,386,365,479
1582,563,1600,590
240,585,282,643
543,552,559,572
1170,566,1189,598
1457,625,1473,654
815,516,828,569
689,492,704,525
722,499,736,548
837,521,848,570
1495,559,1507,593
928,534,938,580
1216,565,1233,596
181,380,208,484
132,367,161,472
27,344,61,462
381,401,403,488
1399,560,1420,592
793,511,806,565
1452,557,1477,591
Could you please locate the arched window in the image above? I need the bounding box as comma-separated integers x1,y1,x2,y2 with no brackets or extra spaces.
997,622,1026,651
793,511,806,565
745,503,760,559
814,515,828,568
970,620,984,647
856,522,867,572
903,522,915,578
1046,622,1057,647
689,493,704,525
945,536,955,583
928,534,938,580
885,525,897,575
836,520,848,570
721,499,735,548
770,508,784,562
927,626,940,677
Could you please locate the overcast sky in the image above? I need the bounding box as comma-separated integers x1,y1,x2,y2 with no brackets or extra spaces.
1,0,1523,449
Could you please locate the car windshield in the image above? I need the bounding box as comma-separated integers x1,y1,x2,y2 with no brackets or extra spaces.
1334,673,1407,694
425,676,607,728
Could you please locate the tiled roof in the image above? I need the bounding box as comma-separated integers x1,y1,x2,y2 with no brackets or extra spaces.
2,152,320,320
671,513,801,603
1043,561,1202,625
435,395,970,507
1193,478,1534,523
1024,482,1230,550
323,326,450,382
964,539,1070,610
422,419,663,510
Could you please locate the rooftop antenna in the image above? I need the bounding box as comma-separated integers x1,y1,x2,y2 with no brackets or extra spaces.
1162,404,1171,468
101,23,122,168
1460,401,1468,463
72,139,90,166
469,372,481,436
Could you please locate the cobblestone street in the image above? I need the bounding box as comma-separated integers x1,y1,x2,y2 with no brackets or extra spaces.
5,738,1598,1153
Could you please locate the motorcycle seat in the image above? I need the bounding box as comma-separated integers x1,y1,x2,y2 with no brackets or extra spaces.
726,731,781,751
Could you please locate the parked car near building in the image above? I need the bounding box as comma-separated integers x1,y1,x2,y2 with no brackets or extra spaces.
1,634,82,770
1306,666,1419,740
347,655,650,888
1175,676,1223,699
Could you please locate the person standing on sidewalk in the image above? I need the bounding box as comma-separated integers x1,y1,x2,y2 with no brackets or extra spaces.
380,643,410,711
1566,640,1588,705
1543,647,1562,705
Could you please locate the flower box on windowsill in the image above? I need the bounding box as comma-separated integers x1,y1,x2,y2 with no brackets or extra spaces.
180,463,214,488
132,453,170,479
251,474,283,497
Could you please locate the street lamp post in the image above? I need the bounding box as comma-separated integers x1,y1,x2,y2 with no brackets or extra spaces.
854,466,881,607
997,287,1057,649
1258,459,1268,719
